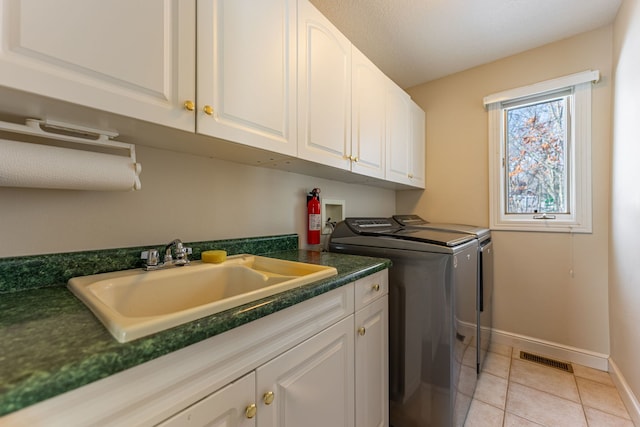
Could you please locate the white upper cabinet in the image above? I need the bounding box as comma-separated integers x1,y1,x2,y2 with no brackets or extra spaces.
385,83,426,188
0,0,196,131
297,0,352,170
0,0,423,189
351,46,386,179
385,81,412,184
409,100,426,188
196,0,298,156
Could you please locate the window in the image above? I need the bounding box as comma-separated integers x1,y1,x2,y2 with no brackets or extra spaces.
484,70,599,233
505,92,570,215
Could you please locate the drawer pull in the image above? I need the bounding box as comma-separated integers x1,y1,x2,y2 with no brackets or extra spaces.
183,100,195,111
372,284,380,292
245,403,257,419
263,391,275,405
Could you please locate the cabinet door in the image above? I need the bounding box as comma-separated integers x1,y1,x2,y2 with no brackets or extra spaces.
157,372,256,427
256,316,355,427
197,0,297,156
409,100,426,188
351,46,386,179
0,0,195,131
355,296,389,427
385,81,412,184
297,0,352,170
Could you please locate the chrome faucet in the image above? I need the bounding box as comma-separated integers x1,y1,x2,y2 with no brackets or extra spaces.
141,239,192,271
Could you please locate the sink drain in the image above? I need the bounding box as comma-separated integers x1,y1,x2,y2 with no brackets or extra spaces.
519,351,574,373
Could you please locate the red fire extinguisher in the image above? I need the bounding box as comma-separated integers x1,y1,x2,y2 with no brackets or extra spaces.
307,188,321,245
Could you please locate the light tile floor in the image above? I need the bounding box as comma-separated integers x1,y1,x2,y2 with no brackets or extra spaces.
464,343,635,427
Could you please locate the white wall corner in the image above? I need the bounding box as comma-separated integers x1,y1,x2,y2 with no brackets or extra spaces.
609,358,640,426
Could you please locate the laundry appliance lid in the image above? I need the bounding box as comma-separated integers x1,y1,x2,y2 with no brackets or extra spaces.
342,217,476,247
393,214,490,239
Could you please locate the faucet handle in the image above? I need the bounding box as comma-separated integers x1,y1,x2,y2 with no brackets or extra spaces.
141,249,160,266
173,242,192,257
175,244,192,264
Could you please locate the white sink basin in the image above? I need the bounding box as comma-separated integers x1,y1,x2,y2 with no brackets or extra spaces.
67,254,337,343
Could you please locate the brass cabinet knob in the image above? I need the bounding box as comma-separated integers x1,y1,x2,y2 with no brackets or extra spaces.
203,105,214,116
183,100,195,111
408,173,414,179
263,391,275,405
245,403,257,419
372,284,380,292
358,327,366,336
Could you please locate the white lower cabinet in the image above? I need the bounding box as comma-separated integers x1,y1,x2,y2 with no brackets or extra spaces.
157,314,357,427
355,296,389,427
157,316,358,427
154,272,388,427
157,372,256,427
257,316,355,427
354,271,389,427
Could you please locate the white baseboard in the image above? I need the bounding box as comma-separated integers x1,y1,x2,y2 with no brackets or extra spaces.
609,358,640,426
490,328,609,371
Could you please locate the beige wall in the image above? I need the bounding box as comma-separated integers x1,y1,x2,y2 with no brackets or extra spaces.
0,144,396,257
399,26,613,355
611,0,640,402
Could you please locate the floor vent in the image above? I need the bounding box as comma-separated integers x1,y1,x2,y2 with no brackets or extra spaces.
519,351,574,373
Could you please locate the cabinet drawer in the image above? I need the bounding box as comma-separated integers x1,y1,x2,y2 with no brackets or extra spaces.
354,270,388,311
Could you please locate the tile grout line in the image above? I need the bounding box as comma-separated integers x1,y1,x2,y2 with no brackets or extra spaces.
501,352,512,427
573,364,591,426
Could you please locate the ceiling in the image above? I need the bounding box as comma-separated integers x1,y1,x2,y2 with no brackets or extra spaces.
309,0,622,88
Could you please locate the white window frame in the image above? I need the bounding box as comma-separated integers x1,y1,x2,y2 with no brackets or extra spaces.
484,70,599,233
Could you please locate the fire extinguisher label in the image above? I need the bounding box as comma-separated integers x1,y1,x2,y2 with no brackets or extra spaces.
309,214,321,231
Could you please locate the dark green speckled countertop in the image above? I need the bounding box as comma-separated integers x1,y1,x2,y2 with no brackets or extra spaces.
0,234,390,417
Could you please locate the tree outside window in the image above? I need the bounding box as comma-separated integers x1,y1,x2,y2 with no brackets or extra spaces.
505,96,569,215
